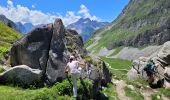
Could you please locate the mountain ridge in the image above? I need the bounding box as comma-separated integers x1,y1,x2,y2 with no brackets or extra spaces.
86,0,170,53
67,18,109,41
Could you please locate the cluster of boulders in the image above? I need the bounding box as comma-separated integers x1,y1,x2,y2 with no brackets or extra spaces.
0,19,111,94
128,41,170,88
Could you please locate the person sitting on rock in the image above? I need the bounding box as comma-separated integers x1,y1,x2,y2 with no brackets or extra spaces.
65,55,86,98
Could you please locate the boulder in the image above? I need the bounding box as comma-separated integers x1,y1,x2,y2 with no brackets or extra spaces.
127,57,148,80
0,65,42,87
128,41,170,87
10,19,86,84
11,24,53,74
157,41,170,66
9,18,111,94
46,19,67,83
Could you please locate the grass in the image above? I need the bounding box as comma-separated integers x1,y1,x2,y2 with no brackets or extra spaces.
0,79,93,100
158,88,170,99
151,94,161,100
0,22,22,63
125,86,144,100
0,67,5,73
109,46,124,56
100,83,118,100
100,57,132,80
0,22,22,48
84,37,95,48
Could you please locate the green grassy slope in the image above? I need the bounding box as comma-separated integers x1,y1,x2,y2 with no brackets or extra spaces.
0,22,22,62
86,0,170,53
0,79,92,100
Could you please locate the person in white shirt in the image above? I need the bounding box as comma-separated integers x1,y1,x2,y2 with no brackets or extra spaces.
65,55,85,98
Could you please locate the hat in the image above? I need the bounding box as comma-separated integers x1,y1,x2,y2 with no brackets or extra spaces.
69,56,75,59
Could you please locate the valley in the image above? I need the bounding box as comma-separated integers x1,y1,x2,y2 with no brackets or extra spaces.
0,0,170,99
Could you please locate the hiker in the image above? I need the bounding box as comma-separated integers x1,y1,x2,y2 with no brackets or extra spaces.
65,55,86,98
143,60,156,84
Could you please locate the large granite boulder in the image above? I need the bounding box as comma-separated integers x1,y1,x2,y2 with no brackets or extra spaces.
46,19,67,83
0,65,42,87
11,23,53,74
10,19,86,84
9,19,111,97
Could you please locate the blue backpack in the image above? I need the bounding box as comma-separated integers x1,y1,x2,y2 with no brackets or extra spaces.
144,61,156,73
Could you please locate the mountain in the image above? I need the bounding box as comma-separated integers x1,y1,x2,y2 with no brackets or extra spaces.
86,0,170,53
0,15,21,32
15,22,26,33
0,22,22,64
67,18,109,41
23,23,35,33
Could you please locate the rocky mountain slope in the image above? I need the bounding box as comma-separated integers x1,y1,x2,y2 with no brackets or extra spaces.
86,0,170,53
67,18,109,41
0,22,21,64
0,15,21,32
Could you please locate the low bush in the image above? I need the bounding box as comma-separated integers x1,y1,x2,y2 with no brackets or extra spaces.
53,78,93,99
0,67,5,73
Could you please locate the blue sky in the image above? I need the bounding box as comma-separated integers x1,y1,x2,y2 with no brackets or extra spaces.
0,0,129,25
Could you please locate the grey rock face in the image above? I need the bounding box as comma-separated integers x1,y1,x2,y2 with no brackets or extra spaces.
46,19,67,83
10,19,86,84
128,41,170,82
11,24,53,74
0,65,42,86
157,41,170,65
9,19,111,95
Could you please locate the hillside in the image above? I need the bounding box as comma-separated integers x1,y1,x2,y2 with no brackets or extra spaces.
67,18,109,41
86,0,170,53
0,22,22,64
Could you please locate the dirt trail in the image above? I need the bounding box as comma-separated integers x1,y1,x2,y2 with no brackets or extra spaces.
115,80,131,100
162,94,169,100
140,88,155,100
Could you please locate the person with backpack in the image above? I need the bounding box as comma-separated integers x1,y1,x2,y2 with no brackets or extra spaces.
65,55,85,98
144,60,156,83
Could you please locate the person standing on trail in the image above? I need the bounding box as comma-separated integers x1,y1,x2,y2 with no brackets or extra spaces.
65,55,85,98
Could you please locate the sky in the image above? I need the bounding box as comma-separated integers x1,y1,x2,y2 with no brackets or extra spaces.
0,0,129,25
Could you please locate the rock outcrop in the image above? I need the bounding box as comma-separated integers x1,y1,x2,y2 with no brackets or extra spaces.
9,18,111,90
128,41,170,86
10,19,85,84
0,65,42,87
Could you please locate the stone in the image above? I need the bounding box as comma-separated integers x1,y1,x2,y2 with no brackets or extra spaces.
46,19,67,83
11,24,53,74
0,65,42,87
10,19,86,84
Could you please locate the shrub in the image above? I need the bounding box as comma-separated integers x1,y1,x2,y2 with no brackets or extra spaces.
53,78,93,99
53,79,73,96
0,47,9,56
0,67,5,73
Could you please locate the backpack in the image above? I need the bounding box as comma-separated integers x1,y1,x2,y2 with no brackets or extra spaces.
144,61,156,73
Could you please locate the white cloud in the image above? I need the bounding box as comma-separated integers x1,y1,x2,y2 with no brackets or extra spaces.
7,0,13,7
0,1,100,25
32,5,35,8
78,4,99,21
